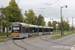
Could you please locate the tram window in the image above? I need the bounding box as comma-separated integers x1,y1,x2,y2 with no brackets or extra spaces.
28,27,33,33
44,28,47,32
25,27,28,33
50,29,53,32
35,28,38,32
48,28,49,32
51,29,53,32
22,27,26,33
44,28,46,32
12,26,21,33
39,28,40,32
47,29,48,32
39,28,42,32
47,28,49,32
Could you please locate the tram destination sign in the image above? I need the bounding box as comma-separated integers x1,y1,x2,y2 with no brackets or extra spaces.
13,27,19,30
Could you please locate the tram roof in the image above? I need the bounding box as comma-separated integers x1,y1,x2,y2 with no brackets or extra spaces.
13,22,53,28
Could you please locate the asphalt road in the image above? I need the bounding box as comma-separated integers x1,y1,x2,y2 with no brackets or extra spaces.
0,33,75,50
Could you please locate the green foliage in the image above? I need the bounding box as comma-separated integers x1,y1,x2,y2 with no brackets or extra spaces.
47,21,52,26
52,33,73,39
51,18,70,31
0,32,11,38
58,19,70,31
25,9,36,25
52,21,57,30
37,14,44,25
36,14,46,26
0,7,6,31
41,21,46,26
4,0,23,26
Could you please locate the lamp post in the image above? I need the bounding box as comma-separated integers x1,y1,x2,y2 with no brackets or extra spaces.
60,5,67,35
0,10,2,32
72,17,74,33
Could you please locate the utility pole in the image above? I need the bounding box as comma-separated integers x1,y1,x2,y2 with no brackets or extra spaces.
28,10,30,36
7,6,9,37
72,17,74,33
60,6,63,35
0,9,2,32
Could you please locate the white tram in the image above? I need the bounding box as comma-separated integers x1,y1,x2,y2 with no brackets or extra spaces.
11,22,53,38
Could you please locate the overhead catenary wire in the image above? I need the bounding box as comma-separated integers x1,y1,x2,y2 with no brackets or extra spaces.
41,0,59,13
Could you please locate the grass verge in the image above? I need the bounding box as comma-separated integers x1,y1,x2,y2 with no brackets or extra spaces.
0,39,6,42
0,32,11,38
30,35,41,38
52,33,73,39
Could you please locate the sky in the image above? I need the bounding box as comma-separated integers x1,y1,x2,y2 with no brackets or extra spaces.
0,0,75,26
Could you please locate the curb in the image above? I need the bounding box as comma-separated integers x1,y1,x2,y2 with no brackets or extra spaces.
0,38,10,43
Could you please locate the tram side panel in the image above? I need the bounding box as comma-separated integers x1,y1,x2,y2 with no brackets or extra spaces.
22,27,29,37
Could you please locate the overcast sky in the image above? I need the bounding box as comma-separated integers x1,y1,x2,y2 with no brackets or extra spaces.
0,0,75,26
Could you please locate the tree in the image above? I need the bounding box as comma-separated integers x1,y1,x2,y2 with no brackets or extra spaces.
52,21,57,30
47,21,52,26
66,18,70,30
0,7,6,32
25,9,36,25
4,0,23,27
37,14,45,26
41,21,46,26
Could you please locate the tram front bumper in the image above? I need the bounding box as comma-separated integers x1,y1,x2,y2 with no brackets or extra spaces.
11,35,23,38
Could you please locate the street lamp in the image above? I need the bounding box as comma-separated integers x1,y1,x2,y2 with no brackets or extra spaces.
60,5,67,35
72,17,74,33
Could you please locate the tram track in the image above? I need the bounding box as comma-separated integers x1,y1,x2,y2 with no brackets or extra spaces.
40,35,73,46
22,39,44,50
13,39,27,50
13,39,44,50
4,33,75,50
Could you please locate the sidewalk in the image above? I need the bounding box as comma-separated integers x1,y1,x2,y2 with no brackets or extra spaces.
0,42,8,50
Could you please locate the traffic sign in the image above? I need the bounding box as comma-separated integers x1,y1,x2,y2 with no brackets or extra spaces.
56,24,59,26
56,26,58,28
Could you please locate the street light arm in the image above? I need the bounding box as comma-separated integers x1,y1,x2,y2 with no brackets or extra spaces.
61,5,68,8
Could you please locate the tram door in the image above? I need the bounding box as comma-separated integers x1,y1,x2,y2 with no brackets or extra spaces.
22,27,28,37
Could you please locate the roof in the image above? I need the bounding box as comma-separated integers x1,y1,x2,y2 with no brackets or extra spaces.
13,22,53,29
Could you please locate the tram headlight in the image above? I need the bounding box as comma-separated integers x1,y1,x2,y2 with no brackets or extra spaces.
21,35,23,37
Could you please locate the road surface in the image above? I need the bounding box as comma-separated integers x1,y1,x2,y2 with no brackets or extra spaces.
0,33,75,50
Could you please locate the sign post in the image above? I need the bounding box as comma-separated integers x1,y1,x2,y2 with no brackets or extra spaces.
56,24,59,35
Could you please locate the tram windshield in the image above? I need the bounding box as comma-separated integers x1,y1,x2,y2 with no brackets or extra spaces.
12,26,21,33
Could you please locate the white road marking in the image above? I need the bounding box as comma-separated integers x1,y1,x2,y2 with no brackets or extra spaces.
70,45,75,50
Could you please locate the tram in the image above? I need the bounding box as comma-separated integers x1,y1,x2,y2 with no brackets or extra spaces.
11,22,53,38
